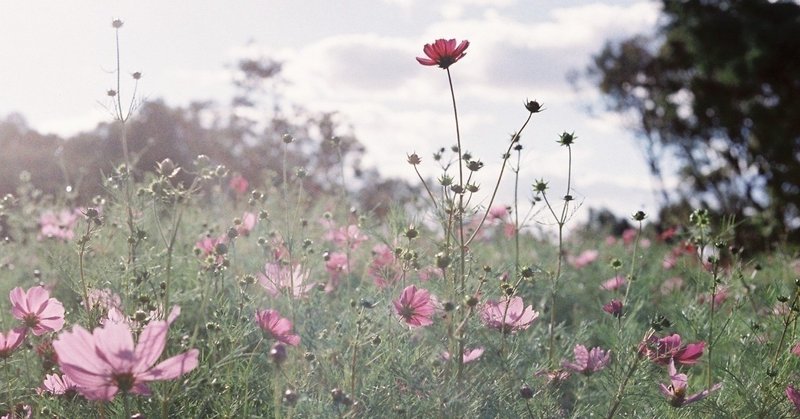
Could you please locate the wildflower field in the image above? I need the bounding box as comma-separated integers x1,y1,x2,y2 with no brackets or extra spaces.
2,29,800,419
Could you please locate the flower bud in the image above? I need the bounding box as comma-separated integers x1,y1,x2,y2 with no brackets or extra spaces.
524,99,543,113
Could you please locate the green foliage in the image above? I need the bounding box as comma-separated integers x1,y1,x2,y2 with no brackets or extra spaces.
588,0,800,246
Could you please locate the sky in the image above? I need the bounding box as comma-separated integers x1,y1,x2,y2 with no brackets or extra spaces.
0,0,671,226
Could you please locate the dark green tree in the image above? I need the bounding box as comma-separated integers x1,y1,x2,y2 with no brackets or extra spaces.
589,0,800,246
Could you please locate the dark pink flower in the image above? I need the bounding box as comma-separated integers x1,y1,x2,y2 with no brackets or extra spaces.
52,306,199,401
640,333,705,365
258,262,314,298
255,309,300,346
658,359,721,407
229,174,249,195
600,276,626,291
569,249,599,269
480,296,538,334
38,373,78,396
0,328,26,359
10,286,65,335
393,285,436,328
441,347,484,364
562,345,611,375
787,385,800,412
602,299,623,318
416,38,469,69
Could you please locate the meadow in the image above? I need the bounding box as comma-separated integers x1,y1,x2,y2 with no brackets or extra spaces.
1,34,800,419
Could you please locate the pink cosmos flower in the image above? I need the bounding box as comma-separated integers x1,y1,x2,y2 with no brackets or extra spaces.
535,368,571,384
487,205,509,222
622,228,637,245
639,334,705,365
416,38,469,69
660,277,684,294
791,342,800,357
324,252,349,293
600,276,626,291
441,347,484,364
569,249,599,269
255,309,301,346
10,286,65,335
369,244,401,288
236,212,258,236
325,224,368,250
697,287,728,306
38,209,80,241
38,373,78,396
258,262,314,298
393,285,436,328
787,385,800,412
84,288,122,312
602,299,623,318
562,345,611,375
481,296,539,334
659,359,721,407
418,266,443,282
0,328,26,359
52,306,199,401
229,173,249,196
196,235,226,257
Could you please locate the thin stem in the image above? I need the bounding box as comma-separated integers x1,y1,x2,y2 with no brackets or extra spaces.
445,69,466,296
78,220,93,315
465,112,534,247
606,353,641,419
349,306,365,395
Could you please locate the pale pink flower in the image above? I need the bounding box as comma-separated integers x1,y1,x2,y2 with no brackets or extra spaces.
229,173,249,195
325,224,368,250
255,309,300,346
791,342,800,357
38,373,78,396
600,276,626,291
660,277,684,294
659,359,721,407
418,266,443,282
52,306,199,401
487,205,509,221
441,347,484,364
697,287,728,306
481,296,538,334
0,328,26,359
84,288,122,312
605,235,617,245
324,252,349,293
10,286,65,335
416,38,470,69
622,228,637,245
370,244,400,288
562,345,611,375
502,222,516,238
535,368,571,384
196,235,226,257
38,209,80,241
236,212,258,236
393,285,436,328
639,334,705,365
787,385,800,412
569,249,599,269
258,262,314,298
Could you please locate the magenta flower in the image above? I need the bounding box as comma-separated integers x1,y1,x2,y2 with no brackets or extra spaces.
639,333,705,365
480,296,539,334
258,262,314,298
787,385,800,412
562,345,611,375
0,328,26,359
324,252,349,293
416,38,469,69
10,286,65,336
441,347,484,364
659,359,721,407
255,309,301,346
602,299,623,318
393,285,436,328
52,306,199,401
38,373,78,396
600,275,626,291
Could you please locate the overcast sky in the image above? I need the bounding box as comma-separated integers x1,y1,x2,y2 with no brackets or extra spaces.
0,0,671,225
